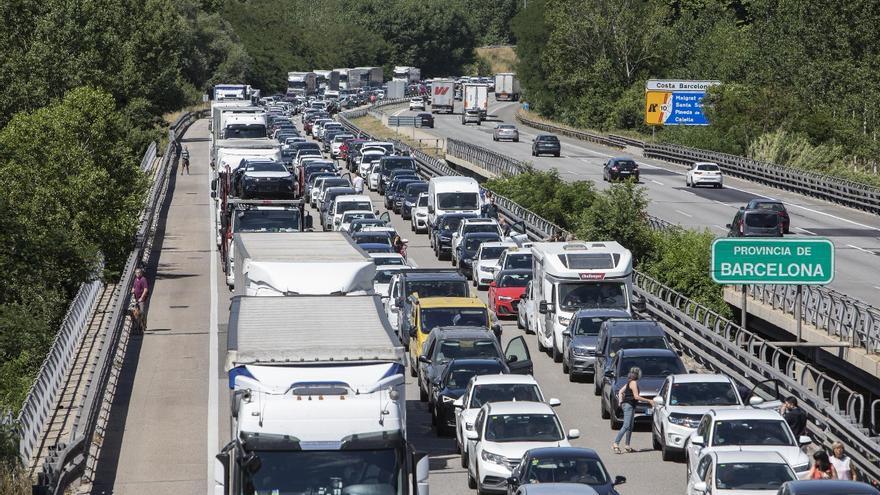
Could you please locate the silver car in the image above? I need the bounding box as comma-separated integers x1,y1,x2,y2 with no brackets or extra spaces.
493,124,519,142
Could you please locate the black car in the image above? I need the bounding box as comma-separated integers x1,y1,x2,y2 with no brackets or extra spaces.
430,358,509,436
431,213,479,261
418,327,510,404
594,319,670,395
600,348,686,429
746,199,790,233
602,157,640,182
232,160,297,199
384,178,421,210
562,308,632,382
507,447,626,495
401,182,429,219
777,480,880,495
378,156,418,194
727,207,783,237
456,232,502,279
531,134,561,157
417,112,435,128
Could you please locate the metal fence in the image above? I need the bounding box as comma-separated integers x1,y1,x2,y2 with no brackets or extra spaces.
447,139,524,177
138,141,158,172
514,112,623,149
34,110,204,495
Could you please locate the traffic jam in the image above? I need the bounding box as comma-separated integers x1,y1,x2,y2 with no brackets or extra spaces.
208,75,872,495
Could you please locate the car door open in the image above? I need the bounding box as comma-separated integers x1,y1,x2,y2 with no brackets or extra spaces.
504,336,533,374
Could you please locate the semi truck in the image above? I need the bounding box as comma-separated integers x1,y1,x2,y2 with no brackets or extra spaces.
429,79,455,114
393,66,421,84
335,68,351,90
386,80,406,100
218,294,429,495
213,84,248,101
493,73,521,101
314,70,340,91
352,66,384,88
461,83,489,125
287,71,318,96
232,232,375,295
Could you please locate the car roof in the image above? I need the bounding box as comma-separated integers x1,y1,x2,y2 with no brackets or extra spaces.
573,308,631,318
603,319,663,334
487,400,555,415
480,241,516,249
669,373,732,384
498,269,533,277
525,447,601,460
463,232,502,239
417,296,486,309
464,218,498,224
711,450,788,464
400,271,465,281
433,326,496,339
780,480,880,495
472,374,539,385
709,408,783,421
617,348,677,358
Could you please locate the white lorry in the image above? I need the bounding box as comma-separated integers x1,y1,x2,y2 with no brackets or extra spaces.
232,232,375,295
529,241,644,361
393,66,421,84
287,71,318,96
493,73,521,101
429,79,455,114
461,83,489,125
335,68,351,90
213,84,248,101
386,80,406,100
426,176,482,228
218,294,429,495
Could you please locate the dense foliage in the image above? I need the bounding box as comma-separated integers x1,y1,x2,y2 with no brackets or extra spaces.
513,0,880,182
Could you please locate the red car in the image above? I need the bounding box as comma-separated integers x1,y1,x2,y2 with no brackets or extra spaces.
488,269,532,317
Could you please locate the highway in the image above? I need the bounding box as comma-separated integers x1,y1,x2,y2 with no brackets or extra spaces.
90,117,686,494
391,100,880,304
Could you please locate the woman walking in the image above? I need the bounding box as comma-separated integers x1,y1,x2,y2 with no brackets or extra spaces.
829,442,856,480
612,367,654,453
808,451,837,480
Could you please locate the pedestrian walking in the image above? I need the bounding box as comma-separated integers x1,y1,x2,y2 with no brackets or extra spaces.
612,367,654,453
131,267,150,334
352,170,365,194
181,146,190,175
780,396,808,438
830,441,857,480
808,450,837,479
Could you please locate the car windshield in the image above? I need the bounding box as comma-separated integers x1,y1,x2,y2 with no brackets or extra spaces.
745,212,779,228
558,282,627,311
479,247,507,260
503,254,532,270
438,192,480,210
619,355,683,376
362,155,383,164
420,308,488,333
669,382,739,406
485,414,564,442
244,449,399,495
406,184,428,196
337,201,372,214
608,335,668,354
247,162,287,173
355,234,392,245
406,281,468,298
441,216,468,231
499,273,531,288
470,384,542,408
343,212,375,222
321,179,350,189
465,236,499,251
522,457,610,486
382,158,415,171
572,316,608,336
712,419,794,447
444,362,505,388
224,124,267,139
714,462,794,490
373,257,405,267
436,339,499,363
236,210,301,233
465,224,498,235
418,195,428,206
374,269,401,284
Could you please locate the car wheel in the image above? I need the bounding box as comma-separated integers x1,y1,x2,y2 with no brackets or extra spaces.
661,442,677,461
461,449,468,468
517,314,524,330
600,397,610,419
610,412,622,430
593,378,602,396
562,356,570,374
552,337,562,363
409,359,417,377
451,255,457,267
537,334,546,352
554,152,560,157
652,424,662,450
514,138,519,142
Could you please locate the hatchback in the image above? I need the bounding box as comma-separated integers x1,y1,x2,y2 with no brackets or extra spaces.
602,158,639,182
727,207,783,237
532,135,561,157
494,124,520,142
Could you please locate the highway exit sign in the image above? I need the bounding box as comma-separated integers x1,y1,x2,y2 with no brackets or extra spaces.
711,238,834,285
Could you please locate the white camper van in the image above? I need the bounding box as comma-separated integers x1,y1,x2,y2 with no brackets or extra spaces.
426,176,481,228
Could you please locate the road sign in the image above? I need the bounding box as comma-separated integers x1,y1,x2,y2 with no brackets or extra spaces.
711,238,834,285
645,79,721,126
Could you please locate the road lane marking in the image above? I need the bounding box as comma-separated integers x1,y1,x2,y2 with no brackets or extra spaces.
713,225,728,232
675,209,693,218
207,163,219,494
847,244,874,255
794,227,817,236
650,179,664,186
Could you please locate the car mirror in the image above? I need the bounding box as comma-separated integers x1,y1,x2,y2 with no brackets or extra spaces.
748,396,765,406
693,481,707,493
408,328,417,338
548,398,561,407
653,396,665,407
538,301,548,314
613,475,626,486
562,330,571,338
507,355,518,363
466,430,479,441
453,397,464,409
725,223,732,229
798,435,811,446
418,355,430,364
690,435,704,446
210,191,217,199
567,429,580,440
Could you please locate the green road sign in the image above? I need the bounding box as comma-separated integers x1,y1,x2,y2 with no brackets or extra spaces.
711,238,834,285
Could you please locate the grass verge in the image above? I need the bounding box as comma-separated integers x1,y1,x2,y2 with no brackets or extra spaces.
476,46,518,73
350,114,445,158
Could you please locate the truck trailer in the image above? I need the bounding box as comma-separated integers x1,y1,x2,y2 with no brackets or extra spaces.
393,66,421,84
287,71,318,96
314,69,340,91
461,83,489,125
429,79,455,114
493,73,521,101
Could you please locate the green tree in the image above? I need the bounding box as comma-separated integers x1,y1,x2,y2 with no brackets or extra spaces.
575,182,654,261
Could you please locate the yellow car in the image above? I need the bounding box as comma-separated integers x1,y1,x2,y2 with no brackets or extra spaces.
407,296,500,375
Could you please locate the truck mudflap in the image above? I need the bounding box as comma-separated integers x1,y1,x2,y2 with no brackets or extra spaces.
410,446,430,495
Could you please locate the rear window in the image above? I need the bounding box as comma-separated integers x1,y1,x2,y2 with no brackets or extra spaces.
696,164,720,171
559,253,614,269
745,212,779,228
753,202,785,212
615,160,637,170
538,136,559,143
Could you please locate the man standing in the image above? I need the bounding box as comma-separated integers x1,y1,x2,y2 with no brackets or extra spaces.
132,267,150,334
352,170,365,194
780,396,808,438
483,193,499,220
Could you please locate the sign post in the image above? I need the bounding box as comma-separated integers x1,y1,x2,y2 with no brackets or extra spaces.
711,238,834,336
645,79,721,127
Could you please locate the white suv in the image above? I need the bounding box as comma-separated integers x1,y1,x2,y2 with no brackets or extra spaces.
473,242,516,289
466,401,578,494
409,97,426,111
686,162,723,188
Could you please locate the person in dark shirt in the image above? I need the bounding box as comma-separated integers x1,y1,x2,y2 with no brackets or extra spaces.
780,396,808,438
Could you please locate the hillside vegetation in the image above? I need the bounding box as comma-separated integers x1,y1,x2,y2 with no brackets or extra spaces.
476,46,518,74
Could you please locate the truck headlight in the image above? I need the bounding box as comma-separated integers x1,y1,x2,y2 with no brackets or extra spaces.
481,450,505,465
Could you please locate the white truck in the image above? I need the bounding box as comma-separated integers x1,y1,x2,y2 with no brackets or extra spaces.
493,73,521,101
232,232,375,295
213,84,248,101
354,66,384,88
287,71,318,96
386,80,406,100
314,69,340,91
393,66,421,84
429,79,455,114
426,176,482,228
218,294,429,495
210,102,261,144
461,83,489,125
529,241,644,361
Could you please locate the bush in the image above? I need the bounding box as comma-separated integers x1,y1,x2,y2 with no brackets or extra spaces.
574,182,655,261
484,167,594,230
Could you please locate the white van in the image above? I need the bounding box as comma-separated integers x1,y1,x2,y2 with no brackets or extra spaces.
330,194,374,231
427,176,481,227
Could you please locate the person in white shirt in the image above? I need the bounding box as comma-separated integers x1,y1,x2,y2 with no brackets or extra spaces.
352,170,365,194
830,441,856,480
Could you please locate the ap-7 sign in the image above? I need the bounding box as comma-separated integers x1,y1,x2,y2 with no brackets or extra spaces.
711,238,834,285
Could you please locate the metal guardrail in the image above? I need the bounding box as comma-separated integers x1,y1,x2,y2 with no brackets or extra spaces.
607,133,646,148
515,112,623,149
388,116,418,127
138,141,158,172
35,110,204,494
446,139,524,177
746,284,880,354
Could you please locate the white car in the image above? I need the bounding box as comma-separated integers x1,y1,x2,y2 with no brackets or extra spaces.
359,150,386,177
370,252,409,268
453,375,557,466
517,280,535,332
410,192,430,233
466,401,578,494
330,134,354,159
312,118,333,138
497,247,533,272
687,450,795,495
686,162,723,188
330,195,374,231
369,163,382,191
409,97,426,111
451,218,501,266
652,374,771,461
473,241,516,289
685,409,812,480
338,210,377,232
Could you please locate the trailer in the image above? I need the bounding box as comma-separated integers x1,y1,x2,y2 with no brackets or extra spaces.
393,66,421,84
494,73,521,101
314,69,340,91
429,79,455,114
287,71,317,96
461,83,489,125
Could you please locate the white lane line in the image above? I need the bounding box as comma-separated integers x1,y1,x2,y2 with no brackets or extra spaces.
712,200,731,208
392,107,408,116
874,286,880,291
650,179,664,186
675,209,693,218
207,168,219,493
794,226,817,236
713,225,728,231
847,244,874,255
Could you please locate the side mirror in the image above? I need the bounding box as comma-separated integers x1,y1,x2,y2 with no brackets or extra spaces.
567,429,580,439
690,435,704,446
408,328,417,338
453,397,464,409
725,223,732,229
613,475,627,486
466,430,479,441
492,323,502,339
693,481,707,494
562,330,571,338
653,396,665,407
538,301,549,314
748,396,765,406
798,435,811,446
210,191,217,199
548,398,561,407
507,355,518,363
418,355,430,364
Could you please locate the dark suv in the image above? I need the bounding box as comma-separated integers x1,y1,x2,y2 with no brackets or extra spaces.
431,213,479,260
746,199,790,233
727,207,783,237
531,134,561,157
603,157,640,182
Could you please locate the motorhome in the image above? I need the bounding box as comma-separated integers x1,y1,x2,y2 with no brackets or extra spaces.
529,241,641,361
426,176,481,228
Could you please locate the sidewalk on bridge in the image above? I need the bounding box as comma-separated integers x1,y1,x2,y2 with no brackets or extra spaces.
90,119,212,494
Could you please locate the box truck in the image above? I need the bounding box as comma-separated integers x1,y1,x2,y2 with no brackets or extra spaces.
429,79,455,114
386,80,406,100
461,83,489,125
287,71,317,96
494,73,521,101
314,70,340,91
